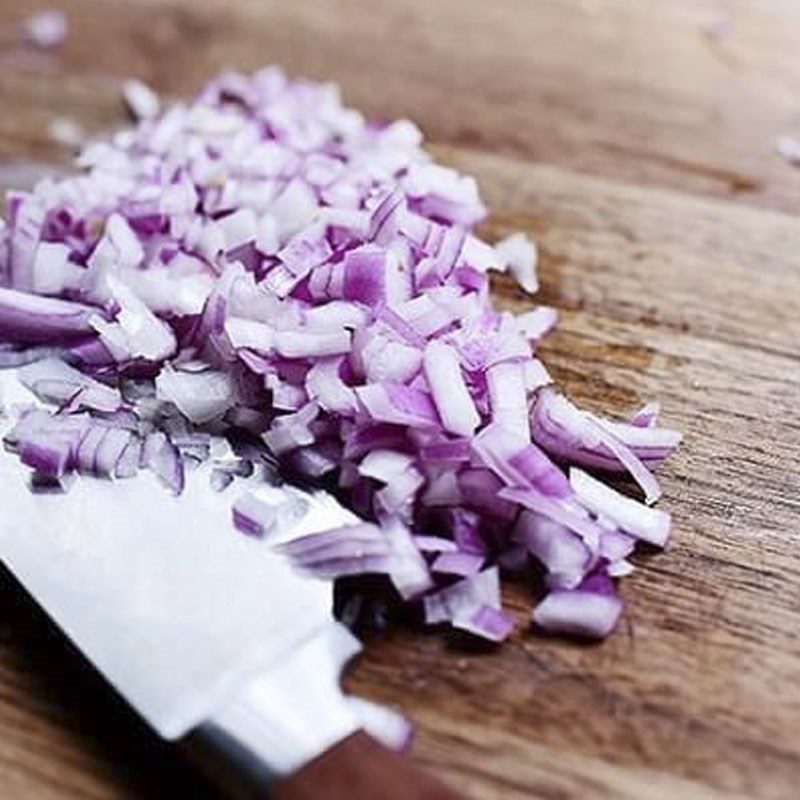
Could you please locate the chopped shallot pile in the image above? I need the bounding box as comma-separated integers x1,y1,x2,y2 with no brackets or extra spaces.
0,68,680,641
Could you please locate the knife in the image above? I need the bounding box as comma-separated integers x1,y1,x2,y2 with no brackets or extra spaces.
0,378,464,798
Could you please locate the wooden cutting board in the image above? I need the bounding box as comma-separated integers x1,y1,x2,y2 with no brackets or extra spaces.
1,1,799,798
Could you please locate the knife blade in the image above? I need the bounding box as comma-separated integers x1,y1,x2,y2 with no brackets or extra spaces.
0,370,466,799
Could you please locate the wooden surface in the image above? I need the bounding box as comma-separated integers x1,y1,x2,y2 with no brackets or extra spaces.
1,1,799,798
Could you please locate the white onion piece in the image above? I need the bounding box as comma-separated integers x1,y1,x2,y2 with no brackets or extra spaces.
570,468,671,548
630,401,661,428
274,329,351,359
383,516,433,599
24,10,67,48
777,135,800,167
32,242,84,296
487,361,530,441
533,590,622,639
305,358,357,414
123,80,161,121
263,403,319,455
607,559,635,578
156,365,234,424
454,604,515,642
224,317,275,353
91,276,176,362
424,567,501,625
495,233,538,294
358,449,415,483
517,307,557,342
19,357,122,413
524,359,553,392
269,179,318,241
218,209,258,252
88,213,144,275
305,301,369,332
422,340,480,437
49,117,84,149
233,488,309,538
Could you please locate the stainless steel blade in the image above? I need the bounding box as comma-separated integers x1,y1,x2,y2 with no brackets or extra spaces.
0,373,360,742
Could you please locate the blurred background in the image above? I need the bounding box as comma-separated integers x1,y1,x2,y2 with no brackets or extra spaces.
3,1,800,210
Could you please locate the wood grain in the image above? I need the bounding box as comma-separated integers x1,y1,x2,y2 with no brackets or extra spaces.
3,0,800,210
0,1,799,798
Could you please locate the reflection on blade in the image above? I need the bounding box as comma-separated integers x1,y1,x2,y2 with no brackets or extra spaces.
0,425,357,739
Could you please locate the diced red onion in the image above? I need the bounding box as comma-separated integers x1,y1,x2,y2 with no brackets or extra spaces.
232,487,309,538
274,328,350,359
777,135,800,167
20,436,71,478
123,80,161,121
422,340,480,437
412,535,459,554
304,301,368,332
630,401,660,428
421,470,462,507
431,551,484,577
0,286,100,343
454,604,515,642
224,318,275,353
472,422,570,497
275,522,382,558
92,276,176,362
263,402,319,455
533,573,622,639
495,233,538,294
356,330,422,384
516,307,557,342
31,242,83,296
19,357,122,412
305,357,358,415
570,468,671,548
487,361,530,439
356,383,440,428
607,559,635,578
599,530,636,563
156,365,234,424
500,485,604,546
524,359,552,392
0,67,679,645
382,516,433,599
142,431,184,494
513,511,591,590
24,10,67,48
424,567,501,626
532,387,680,501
